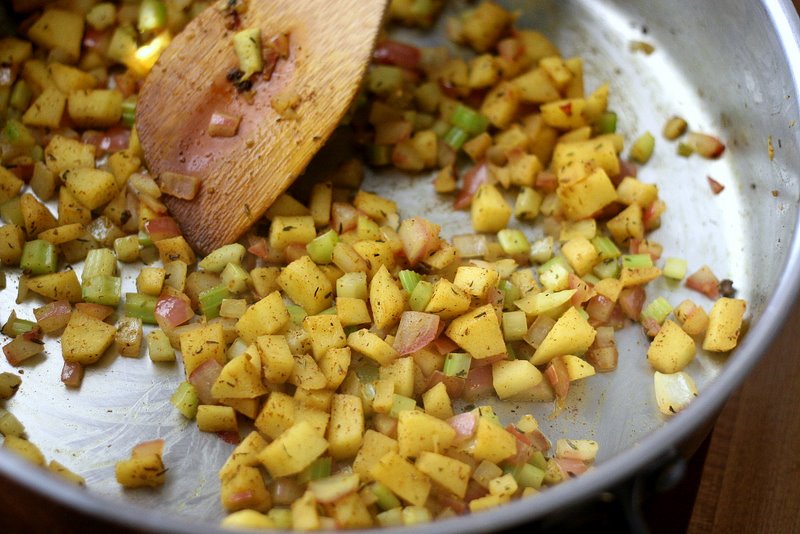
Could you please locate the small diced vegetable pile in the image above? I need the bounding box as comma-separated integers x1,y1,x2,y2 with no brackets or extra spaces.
0,0,747,530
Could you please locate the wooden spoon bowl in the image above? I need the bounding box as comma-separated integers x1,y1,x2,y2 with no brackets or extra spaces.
137,0,387,254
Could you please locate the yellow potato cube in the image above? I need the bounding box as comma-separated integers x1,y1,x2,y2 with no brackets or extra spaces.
397,410,457,458
196,405,238,433
278,255,333,315
492,359,543,399
254,391,295,439
473,417,517,464
220,466,271,513
379,356,415,398
291,490,320,531
289,353,328,390
26,270,82,302
179,321,226,376
328,394,365,460
336,297,372,326
22,87,66,128
67,89,123,128
212,350,268,399
302,314,346,360
369,265,405,329
347,329,398,366
236,291,289,344
115,453,165,489
647,320,696,373
531,306,596,365
49,63,97,93
268,215,316,250
61,311,116,365
453,265,500,300
318,346,351,390
702,298,747,352
471,183,512,233
45,135,95,175
424,278,471,320
255,334,295,384
257,421,329,478
557,168,618,221
27,8,84,61
512,68,560,104
353,430,399,481
552,137,620,181
607,203,644,244
353,190,398,223
445,304,506,359
421,382,454,420
616,177,659,207
415,451,471,499
370,451,431,507
561,237,599,276
480,81,519,129
561,354,597,381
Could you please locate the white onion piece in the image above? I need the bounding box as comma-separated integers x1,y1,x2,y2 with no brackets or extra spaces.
654,371,698,415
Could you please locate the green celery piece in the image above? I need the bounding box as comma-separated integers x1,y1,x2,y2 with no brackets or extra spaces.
451,104,489,135
442,126,469,150
286,304,307,326
591,236,621,260
125,292,158,324
199,283,230,319
593,258,620,279
497,229,531,255
443,352,472,378
20,240,57,275
170,382,199,419
9,80,32,112
82,248,116,283
138,0,167,32
389,394,417,418
398,270,422,294
621,253,653,269
409,280,433,312
594,111,617,134
629,131,655,164
121,96,137,127
641,296,673,324
306,230,339,264
370,482,402,510
82,275,122,306
663,257,688,280
511,463,545,489
367,144,392,166
298,457,332,483
498,280,521,310
368,65,405,95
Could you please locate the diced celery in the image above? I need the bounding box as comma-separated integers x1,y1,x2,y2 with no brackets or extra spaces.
497,229,531,255
147,329,175,362
663,257,688,280
368,65,405,95
198,243,246,273
377,508,404,528
443,126,470,150
357,216,381,241
443,352,471,377
499,280,521,310
138,0,167,32
9,80,32,112
306,230,339,264
82,248,116,283
389,394,417,418
621,253,653,269
583,273,601,285
629,131,655,164
451,104,489,135
286,304,307,326
170,381,198,419
402,506,432,526
318,306,338,316
502,310,528,341
298,457,332,483
509,463,545,489
592,236,621,260
356,363,379,384
125,293,157,324
3,119,35,147
82,275,122,306
408,280,433,312
199,284,230,319
20,240,57,275
677,142,694,157
220,262,250,293
3,315,36,337
121,96,137,127
641,297,673,324
537,256,572,291
431,119,450,138
529,451,548,470
114,235,140,263
475,405,501,425
137,230,153,247
0,198,22,226
370,482,402,511
529,236,554,264
593,258,620,279
594,111,617,134
398,270,422,294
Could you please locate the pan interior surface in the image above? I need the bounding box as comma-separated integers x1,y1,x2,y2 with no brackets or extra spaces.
0,0,798,532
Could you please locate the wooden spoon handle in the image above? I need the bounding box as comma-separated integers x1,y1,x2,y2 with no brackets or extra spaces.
137,0,387,254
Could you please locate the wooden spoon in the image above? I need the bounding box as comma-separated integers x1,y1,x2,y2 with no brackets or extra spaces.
137,0,388,254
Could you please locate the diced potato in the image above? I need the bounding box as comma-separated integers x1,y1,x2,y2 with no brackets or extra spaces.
255,335,295,384
379,356,415,398
561,354,596,381
607,204,644,245
236,291,289,344
453,265,499,300
445,304,506,359
472,417,517,464
115,317,143,357
555,439,599,462
26,270,82,302
196,405,238,433
179,321,226,376
557,168,618,221
421,382,453,420
552,137,620,181
0,167,23,205
27,8,84,61
278,256,333,315
540,97,588,130
254,391,295,439
61,311,116,365
616,177,659,207
531,306,596,365
397,410,456,458
353,430,399,481
155,236,196,265
702,298,746,352
0,225,25,265
220,510,274,530
115,452,166,488
21,86,66,128
212,350,268,399
347,329,398,366
513,68,560,104
328,394,365,460
492,359,543,399
561,237,599,276
336,297,372,326
48,460,86,486
353,190,398,223
269,215,316,250
303,315,347,360
67,89,123,128
647,320,696,373
220,465,271,513
674,299,710,336
424,278,471,320
416,451,471,499
3,436,45,466
471,183,512,233
289,353,328,390
370,451,431,507
257,421,329,478
21,193,57,237
369,265,405,329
